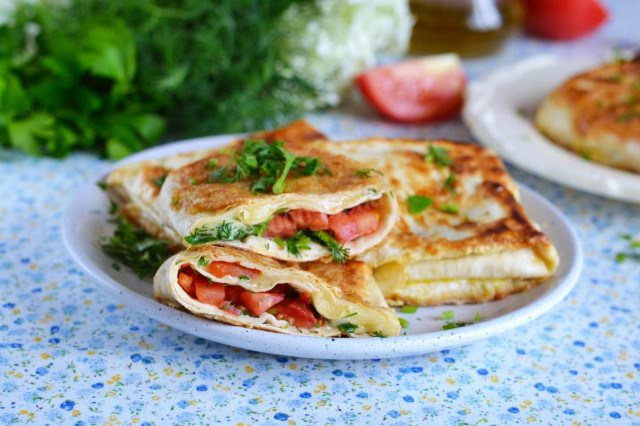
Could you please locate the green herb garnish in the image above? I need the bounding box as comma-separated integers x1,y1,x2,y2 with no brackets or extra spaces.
274,237,286,248
189,177,198,185
355,168,383,178
109,200,119,215
580,150,591,161
344,312,358,318
285,231,312,257
205,158,219,170
425,145,453,167
444,174,457,194
616,112,638,123
197,256,209,267
474,313,482,322
151,175,167,188
97,182,107,191
240,275,250,281
372,331,386,338
99,218,170,279
337,323,358,333
185,219,271,245
440,204,459,214
400,306,418,314
399,318,410,329
441,310,455,320
309,230,350,264
207,139,330,194
407,195,434,215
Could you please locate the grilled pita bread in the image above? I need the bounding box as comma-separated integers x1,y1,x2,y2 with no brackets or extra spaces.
317,138,559,306
154,245,400,337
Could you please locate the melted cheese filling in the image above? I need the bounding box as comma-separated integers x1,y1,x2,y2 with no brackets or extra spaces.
170,259,398,336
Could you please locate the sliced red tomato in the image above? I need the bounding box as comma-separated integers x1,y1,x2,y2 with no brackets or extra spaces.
272,299,318,329
328,204,380,244
356,54,466,123
177,271,196,297
238,291,286,316
522,0,607,40
224,285,245,302
263,214,297,239
194,277,225,307
204,261,260,279
289,210,329,231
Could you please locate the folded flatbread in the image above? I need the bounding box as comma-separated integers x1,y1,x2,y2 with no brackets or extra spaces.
317,138,559,306
106,120,329,245
154,245,400,337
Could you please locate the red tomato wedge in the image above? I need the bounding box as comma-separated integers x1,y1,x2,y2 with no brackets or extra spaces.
177,271,196,297
238,291,286,316
264,214,298,239
522,0,607,40
272,299,318,329
289,210,329,231
328,204,380,244
204,261,260,279
194,276,225,307
356,54,466,123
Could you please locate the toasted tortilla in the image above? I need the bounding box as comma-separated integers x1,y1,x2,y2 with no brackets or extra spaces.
536,59,640,173
157,140,397,261
316,138,559,306
154,245,400,337
105,120,331,246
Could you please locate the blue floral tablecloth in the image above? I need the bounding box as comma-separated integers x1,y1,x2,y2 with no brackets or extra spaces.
1,1,639,424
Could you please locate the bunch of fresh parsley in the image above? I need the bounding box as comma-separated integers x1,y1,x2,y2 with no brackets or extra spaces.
1,0,315,159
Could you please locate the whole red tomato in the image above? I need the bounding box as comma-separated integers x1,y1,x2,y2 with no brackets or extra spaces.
522,0,608,40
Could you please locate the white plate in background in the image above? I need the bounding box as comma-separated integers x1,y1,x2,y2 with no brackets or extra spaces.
463,54,640,204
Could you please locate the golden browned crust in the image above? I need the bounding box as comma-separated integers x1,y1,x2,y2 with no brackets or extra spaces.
169,146,382,215
299,261,376,308
249,119,328,145
314,138,558,305
536,59,640,172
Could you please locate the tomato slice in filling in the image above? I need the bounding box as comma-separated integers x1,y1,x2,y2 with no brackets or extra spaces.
179,266,322,328
263,203,380,244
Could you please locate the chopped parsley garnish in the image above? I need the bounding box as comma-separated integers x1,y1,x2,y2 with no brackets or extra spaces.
309,230,350,263
189,177,197,185
400,305,418,314
444,174,457,194
111,263,121,271
440,204,459,214
151,175,167,187
344,312,358,318
407,195,433,215
205,158,219,170
99,217,170,279
274,237,285,248
239,275,250,281
580,150,591,161
185,219,270,245
425,145,453,167
285,231,312,257
616,253,627,263
372,331,386,338
441,310,455,320
441,311,481,330
355,168,383,178
615,234,640,262
197,256,209,267
97,182,107,191
399,318,410,329
207,139,331,194
337,322,359,333
109,200,119,215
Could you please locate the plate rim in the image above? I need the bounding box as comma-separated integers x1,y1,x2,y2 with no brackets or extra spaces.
63,133,583,360
463,53,640,204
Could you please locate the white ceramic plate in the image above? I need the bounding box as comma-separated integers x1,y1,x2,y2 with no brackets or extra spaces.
63,134,583,360
463,54,640,204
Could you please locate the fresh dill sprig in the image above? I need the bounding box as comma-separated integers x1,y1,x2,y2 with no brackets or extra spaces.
99,217,170,279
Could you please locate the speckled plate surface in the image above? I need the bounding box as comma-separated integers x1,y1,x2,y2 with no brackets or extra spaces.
63,135,583,360
463,54,640,204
